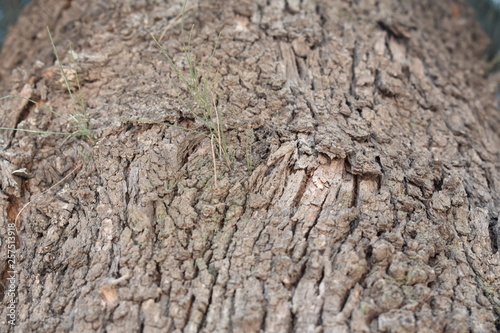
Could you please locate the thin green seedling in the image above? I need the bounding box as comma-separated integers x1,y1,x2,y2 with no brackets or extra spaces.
0,28,93,142
76,147,92,162
0,95,73,136
147,6,230,186
151,31,224,137
48,27,93,142
152,31,230,180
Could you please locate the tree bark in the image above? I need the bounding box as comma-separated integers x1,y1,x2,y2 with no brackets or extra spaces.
0,0,499,332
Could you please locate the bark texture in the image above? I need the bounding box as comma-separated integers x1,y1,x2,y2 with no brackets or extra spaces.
0,0,499,332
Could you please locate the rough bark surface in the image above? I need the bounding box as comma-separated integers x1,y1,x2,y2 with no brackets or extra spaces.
0,0,499,332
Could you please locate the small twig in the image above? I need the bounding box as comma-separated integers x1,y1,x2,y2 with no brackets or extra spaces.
210,135,217,188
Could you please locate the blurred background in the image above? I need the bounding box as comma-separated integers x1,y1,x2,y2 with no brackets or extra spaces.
0,0,30,48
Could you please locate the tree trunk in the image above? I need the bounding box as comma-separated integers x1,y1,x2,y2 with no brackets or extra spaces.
0,0,499,332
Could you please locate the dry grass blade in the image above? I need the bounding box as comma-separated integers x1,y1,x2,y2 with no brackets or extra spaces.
150,4,230,186
0,28,93,142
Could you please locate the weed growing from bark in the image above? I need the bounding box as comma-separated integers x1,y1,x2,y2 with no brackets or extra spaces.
0,28,93,142
146,4,230,187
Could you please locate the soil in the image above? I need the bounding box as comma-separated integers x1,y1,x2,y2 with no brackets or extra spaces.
0,0,499,332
